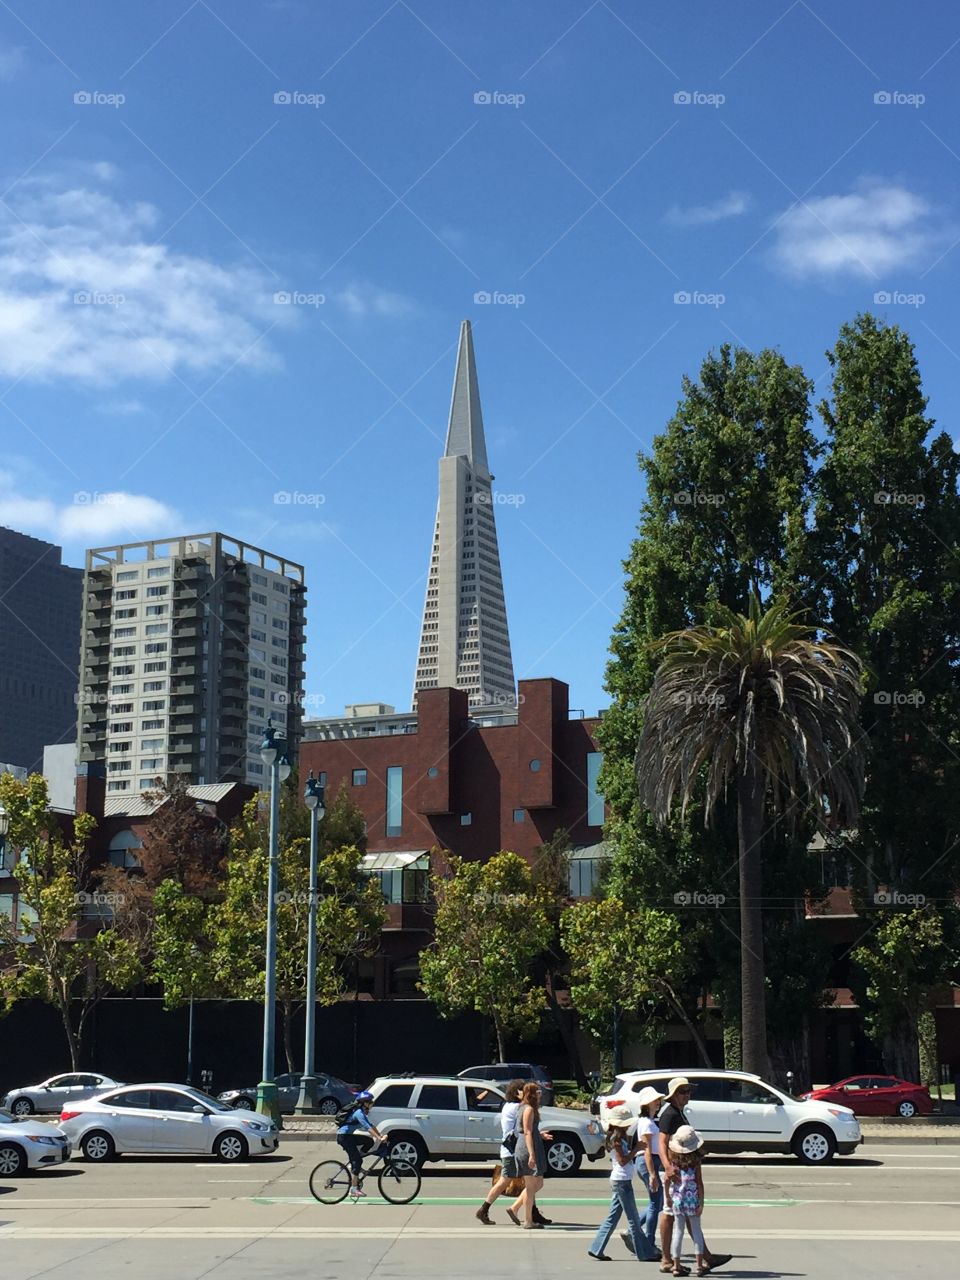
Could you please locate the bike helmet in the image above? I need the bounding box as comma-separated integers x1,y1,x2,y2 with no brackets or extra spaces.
354,1090,374,1102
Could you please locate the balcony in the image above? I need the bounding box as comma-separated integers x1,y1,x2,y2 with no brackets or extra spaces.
169,740,196,756
171,662,197,677
171,681,199,697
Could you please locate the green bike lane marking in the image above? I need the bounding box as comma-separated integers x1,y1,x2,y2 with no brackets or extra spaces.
253,1196,799,1208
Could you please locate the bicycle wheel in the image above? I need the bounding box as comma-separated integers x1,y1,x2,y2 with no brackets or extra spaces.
309,1159,352,1204
378,1158,421,1204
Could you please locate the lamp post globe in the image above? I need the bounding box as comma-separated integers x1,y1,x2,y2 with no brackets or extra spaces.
294,771,326,1114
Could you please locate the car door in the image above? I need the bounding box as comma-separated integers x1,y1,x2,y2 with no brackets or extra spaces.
869,1076,902,1115
40,1075,80,1112
74,1074,107,1103
411,1083,466,1154
276,1074,302,1112
684,1077,730,1145
840,1077,875,1115
726,1077,788,1144
101,1089,157,1152
151,1088,210,1152
464,1084,506,1151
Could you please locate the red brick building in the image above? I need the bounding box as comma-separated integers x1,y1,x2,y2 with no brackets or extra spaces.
299,677,607,995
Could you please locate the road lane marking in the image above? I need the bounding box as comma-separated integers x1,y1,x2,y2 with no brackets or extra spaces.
4,1226,960,1241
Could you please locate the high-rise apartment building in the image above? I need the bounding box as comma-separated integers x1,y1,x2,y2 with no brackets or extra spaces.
412,321,515,709
77,533,305,792
0,527,83,772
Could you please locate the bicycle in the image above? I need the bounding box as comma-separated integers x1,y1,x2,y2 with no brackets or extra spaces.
309,1143,422,1205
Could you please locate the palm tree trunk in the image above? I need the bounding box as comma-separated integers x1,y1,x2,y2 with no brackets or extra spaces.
738,755,769,1078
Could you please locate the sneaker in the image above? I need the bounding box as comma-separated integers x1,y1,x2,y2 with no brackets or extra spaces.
349,1188,367,1199
621,1231,636,1256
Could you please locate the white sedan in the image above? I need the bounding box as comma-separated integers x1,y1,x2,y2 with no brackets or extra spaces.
58,1084,279,1162
2,1072,121,1116
0,1111,72,1175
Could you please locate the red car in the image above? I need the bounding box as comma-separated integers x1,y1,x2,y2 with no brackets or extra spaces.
801,1075,933,1117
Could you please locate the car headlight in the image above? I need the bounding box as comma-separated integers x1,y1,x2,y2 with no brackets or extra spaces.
242,1120,270,1132
587,1121,600,1135
26,1135,60,1145
828,1108,856,1121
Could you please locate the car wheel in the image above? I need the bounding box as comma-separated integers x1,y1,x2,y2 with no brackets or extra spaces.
82,1131,116,1162
215,1132,249,1162
10,1097,34,1117
317,1097,339,1116
0,1142,27,1176
545,1135,583,1176
897,1100,917,1118
387,1133,427,1169
792,1124,836,1164
233,1098,255,1111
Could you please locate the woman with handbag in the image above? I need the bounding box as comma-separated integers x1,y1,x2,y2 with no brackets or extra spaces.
476,1078,524,1223
513,1081,553,1229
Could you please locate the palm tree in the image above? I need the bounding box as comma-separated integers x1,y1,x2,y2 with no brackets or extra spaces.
635,598,865,1077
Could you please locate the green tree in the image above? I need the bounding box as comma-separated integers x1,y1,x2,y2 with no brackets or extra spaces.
211,787,382,1071
852,907,958,1083
635,599,865,1077
0,774,142,1067
811,313,960,1073
560,899,688,1075
151,880,214,1010
598,344,818,1064
419,852,552,1060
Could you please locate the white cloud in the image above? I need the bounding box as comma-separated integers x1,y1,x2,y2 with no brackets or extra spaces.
0,472,179,543
0,177,286,384
770,181,940,279
666,191,751,227
334,282,416,320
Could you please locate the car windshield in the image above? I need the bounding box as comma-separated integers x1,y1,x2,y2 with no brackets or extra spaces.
180,1087,233,1113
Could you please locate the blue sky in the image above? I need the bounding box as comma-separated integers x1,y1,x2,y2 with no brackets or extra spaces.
1,1,959,718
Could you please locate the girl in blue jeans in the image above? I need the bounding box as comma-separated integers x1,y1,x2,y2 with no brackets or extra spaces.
588,1105,659,1262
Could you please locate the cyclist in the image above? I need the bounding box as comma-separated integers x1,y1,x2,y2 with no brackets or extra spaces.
336,1091,387,1198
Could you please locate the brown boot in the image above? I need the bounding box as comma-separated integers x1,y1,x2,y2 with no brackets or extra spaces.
475,1203,494,1224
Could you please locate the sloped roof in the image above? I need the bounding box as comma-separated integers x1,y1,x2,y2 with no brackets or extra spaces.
103,782,240,818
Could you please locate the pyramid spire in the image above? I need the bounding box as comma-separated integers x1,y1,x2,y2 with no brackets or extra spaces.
412,322,515,711
444,320,489,476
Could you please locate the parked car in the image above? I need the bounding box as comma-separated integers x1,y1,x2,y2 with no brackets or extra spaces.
800,1075,933,1118
58,1084,279,1161
457,1062,555,1106
0,1110,72,1175
1,1073,121,1117
591,1068,862,1165
217,1071,355,1115
367,1074,602,1174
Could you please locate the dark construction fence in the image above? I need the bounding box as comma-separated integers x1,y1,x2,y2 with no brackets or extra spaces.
0,998,490,1096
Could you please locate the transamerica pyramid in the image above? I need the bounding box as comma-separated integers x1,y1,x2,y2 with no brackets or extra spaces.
412,321,516,710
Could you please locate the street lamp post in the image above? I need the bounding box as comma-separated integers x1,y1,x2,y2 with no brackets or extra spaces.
255,720,290,1125
0,802,9,863
294,772,326,1114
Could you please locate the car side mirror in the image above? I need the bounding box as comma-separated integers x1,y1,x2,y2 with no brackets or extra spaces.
192,1105,207,1114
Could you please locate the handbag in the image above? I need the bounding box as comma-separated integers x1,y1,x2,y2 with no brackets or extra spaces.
492,1164,526,1197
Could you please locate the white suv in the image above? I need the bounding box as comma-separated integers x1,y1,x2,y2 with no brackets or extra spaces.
592,1069,862,1165
367,1075,603,1175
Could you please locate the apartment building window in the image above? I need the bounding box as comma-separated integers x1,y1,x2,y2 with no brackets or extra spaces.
250,705,265,719
352,769,367,786
586,751,604,827
144,661,167,673
251,629,266,642
113,646,135,657
110,721,133,733
141,757,163,769
112,665,134,676
116,589,136,600
513,809,525,823
271,656,287,668
147,566,169,578
145,624,167,636
252,591,267,605
115,570,138,582
108,761,131,773
146,605,167,617
272,617,287,630
251,686,265,699
115,608,136,620
251,572,267,586
272,581,288,595
250,666,266,680
270,674,285,686
141,719,164,731
460,813,472,826
109,742,131,753
386,766,402,837
250,647,266,663
111,683,133,694
248,762,264,775
271,637,286,649
141,738,164,751
143,680,164,692
142,699,165,711
110,703,133,714
108,781,131,792
146,585,168,597
145,642,167,654
140,779,157,789
113,627,135,638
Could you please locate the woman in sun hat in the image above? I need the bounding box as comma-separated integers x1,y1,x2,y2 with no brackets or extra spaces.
619,1084,667,1259
666,1125,707,1277
587,1104,659,1262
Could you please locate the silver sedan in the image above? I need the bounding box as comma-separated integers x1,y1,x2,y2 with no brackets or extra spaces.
59,1084,280,1161
0,1111,72,1175
1,1073,121,1116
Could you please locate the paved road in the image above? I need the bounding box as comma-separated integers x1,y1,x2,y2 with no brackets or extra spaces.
2,1142,958,1278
